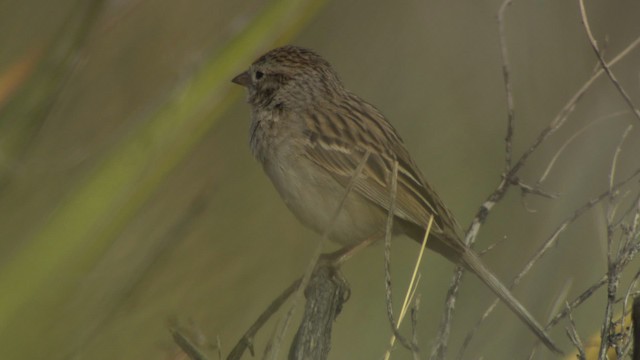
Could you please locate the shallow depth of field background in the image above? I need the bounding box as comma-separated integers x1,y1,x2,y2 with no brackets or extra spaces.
0,1,639,359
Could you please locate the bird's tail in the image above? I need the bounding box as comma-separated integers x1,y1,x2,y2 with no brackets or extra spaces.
459,248,563,354
400,218,562,354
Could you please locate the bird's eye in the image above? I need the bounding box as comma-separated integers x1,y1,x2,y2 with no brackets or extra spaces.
255,71,264,80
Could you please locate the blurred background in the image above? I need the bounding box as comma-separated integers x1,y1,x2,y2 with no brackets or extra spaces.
0,0,639,359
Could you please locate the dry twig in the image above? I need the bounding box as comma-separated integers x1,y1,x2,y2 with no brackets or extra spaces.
434,0,640,357
565,303,586,360
578,0,640,123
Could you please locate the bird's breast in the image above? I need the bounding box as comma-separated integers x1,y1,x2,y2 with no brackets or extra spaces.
249,109,301,161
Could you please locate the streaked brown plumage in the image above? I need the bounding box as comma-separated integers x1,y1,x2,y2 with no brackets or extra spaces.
232,45,561,354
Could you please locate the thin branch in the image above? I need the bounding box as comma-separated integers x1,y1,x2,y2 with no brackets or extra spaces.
597,119,637,360
578,0,640,123
430,266,465,360
517,168,640,287
566,302,587,360
226,278,301,360
478,235,508,256
538,111,630,184
434,3,640,356
597,232,618,360
619,271,640,359
382,159,420,355
498,0,516,171
512,32,640,180
609,125,634,192
384,216,431,359
411,295,422,360
527,280,573,359
396,221,431,333
458,168,640,356
549,275,608,328
611,191,640,230
172,327,211,360
548,213,640,331
515,179,560,200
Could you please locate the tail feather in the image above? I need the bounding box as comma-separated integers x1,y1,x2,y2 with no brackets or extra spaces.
400,219,563,354
460,249,563,354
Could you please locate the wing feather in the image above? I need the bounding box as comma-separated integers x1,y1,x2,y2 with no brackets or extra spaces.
301,96,458,236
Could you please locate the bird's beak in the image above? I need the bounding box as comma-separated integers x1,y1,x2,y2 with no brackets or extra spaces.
231,71,251,87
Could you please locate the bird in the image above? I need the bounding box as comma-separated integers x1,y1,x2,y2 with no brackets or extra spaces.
231,45,562,354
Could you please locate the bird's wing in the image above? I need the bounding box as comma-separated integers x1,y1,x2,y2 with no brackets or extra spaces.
300,98,457,236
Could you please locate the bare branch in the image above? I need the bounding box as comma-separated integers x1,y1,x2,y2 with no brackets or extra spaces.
578,0,640,123
609,125,634,192
538,111,630,185
457,169,640,356
565,303,587,360
515,179,560,200
498,0,516,171
518,169,640,288
411,295,422,360
548,275,608,328
596,119,638,360
430,266,465,360
288,265,349,360
382,159,420,355
171,327,211,360
226,278,301,360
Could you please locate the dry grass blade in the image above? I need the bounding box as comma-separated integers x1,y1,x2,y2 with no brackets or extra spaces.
382,158,419,356
383,215,433,360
